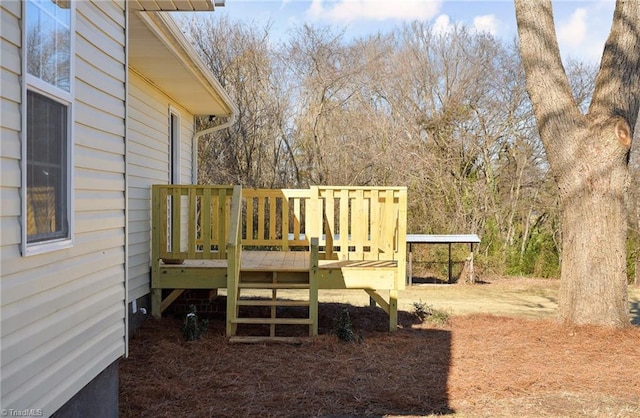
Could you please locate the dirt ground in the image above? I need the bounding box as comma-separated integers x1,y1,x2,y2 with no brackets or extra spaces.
120,279,640,417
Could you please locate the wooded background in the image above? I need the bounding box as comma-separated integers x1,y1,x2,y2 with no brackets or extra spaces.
182,16,639,281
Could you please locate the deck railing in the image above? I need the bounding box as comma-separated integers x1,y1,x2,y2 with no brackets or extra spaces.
151,185,241,261
241,188,312,249
310,186,407,262
151,185,242,319
239,186,407,263
152,185,406,263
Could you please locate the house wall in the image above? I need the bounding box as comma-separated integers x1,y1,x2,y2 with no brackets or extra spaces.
127,70,195,314
0,1,126,416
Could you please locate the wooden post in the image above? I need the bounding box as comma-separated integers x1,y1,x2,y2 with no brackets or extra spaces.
309,237,319,336
389,289,398,332
448,243,452,283
151,289,161,318
469,243,475,284
226,186,242,337
408,243,413,286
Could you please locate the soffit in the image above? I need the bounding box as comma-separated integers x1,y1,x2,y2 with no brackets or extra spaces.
128,11,235,116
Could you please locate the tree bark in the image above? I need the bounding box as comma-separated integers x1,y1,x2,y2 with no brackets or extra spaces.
515,0,639,326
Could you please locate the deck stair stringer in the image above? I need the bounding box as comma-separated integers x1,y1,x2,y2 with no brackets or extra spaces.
229,260,319,342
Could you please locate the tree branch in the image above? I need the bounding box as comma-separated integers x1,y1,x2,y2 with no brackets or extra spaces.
590,0,640,133
515,0,584,169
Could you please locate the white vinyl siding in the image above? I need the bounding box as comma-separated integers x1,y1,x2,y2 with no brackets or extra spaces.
127,70,194,303
1,1,23,252
0,0,126,415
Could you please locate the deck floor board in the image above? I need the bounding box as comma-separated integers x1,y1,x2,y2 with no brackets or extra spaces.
161,251,398,272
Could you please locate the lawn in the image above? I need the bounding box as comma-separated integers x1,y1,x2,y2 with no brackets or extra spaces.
120,278,640,417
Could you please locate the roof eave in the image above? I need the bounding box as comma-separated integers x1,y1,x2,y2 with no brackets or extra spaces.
128,10,237,117
129,0,217,12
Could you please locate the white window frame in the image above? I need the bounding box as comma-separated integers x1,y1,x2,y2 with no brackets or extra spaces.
169,106,181,185
21,0,75,256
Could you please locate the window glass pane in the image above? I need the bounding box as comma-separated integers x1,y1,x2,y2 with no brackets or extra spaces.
26,0,71,92
27,90,68,243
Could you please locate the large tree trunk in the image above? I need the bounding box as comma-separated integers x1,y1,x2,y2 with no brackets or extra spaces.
515,0,639,326
557,122,629,325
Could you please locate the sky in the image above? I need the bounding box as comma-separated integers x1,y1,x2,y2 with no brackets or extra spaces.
217,0,617,64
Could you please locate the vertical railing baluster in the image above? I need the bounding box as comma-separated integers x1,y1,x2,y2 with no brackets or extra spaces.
217,188,226,259
202,188,212,258
171,187,181,256
187,187,196,259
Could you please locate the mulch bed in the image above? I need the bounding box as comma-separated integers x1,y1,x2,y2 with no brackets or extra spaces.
120,302,640,417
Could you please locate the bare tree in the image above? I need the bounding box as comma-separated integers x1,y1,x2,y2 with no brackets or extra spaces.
515,0,639,326
183,12,615,283
184,16,293,188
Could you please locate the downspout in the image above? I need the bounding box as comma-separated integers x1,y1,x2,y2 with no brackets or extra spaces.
191,113,236,184
124,2,130,358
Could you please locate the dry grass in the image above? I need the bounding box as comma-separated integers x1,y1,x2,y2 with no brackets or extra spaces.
120,280,640,417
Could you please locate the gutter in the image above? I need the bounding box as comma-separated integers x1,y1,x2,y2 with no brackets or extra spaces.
192,113,236,184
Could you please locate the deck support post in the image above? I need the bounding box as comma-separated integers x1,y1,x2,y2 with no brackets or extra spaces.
226,285,237,336
389,289,398,332
151,289,162,318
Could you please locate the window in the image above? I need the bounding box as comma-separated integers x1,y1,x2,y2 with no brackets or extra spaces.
26,91,69,243
26,0,71,92
23,0,73,253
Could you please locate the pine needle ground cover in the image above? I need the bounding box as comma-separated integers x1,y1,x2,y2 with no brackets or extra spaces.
120,279,640,417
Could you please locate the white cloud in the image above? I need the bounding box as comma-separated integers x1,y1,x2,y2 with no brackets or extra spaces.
432,14,453,35
554,3,615,64
308,0,325,18
473,14,498,36
306,0,442,23
557,8,587,48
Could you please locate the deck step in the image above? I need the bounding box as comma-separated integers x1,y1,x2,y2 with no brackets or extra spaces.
236,299,310,307
231,318,313,325
228,336,312,344
238,282,309,289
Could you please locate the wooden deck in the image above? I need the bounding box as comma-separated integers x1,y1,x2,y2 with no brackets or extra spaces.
151,185,407,341
159,251,399,284
241,251,310,271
